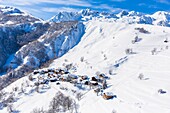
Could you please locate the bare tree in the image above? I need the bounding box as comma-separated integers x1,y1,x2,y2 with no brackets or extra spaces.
80,56,84,62
20,83,25,94
112,109,117,113
63,97,73,111
31,91,77,113
7,104,16,113
12,86,19,92
109,69,115,75
49,99,59,113
65,63,73,70
94,88,101,96
104,54,107,60
64,59,68,62
28,74,34,81
0,90,6,101
48,92,74,112
31,108,46,113
125,48,133,54
6,94,15,104
35,85,40,93
76,92,83,101
138,73,144,80
102,79,107,89
166,46,168,49
151,48,157,55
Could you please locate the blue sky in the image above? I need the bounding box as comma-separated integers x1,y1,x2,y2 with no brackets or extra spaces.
0,0,170,20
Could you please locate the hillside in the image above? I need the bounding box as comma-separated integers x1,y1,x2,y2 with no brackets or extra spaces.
0,6,84,90
0,16,170,113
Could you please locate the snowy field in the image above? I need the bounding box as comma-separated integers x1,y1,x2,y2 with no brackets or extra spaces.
1,18,170,113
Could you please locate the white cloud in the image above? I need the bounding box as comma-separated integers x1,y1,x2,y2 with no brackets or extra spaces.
138,3,159,9
111,0,126,2
155,0,170,4
138,3,146,6
94,4,114,11
93,4,125,13
0,0,38,6
148,5,159,9
0,0,127,19
41,7,79,13
44,0,92,7
0,0,92,7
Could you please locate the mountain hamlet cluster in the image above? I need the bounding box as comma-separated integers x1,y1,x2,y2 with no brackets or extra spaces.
0,6,170,113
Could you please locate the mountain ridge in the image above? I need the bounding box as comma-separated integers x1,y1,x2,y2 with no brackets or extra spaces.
49,9,170,27
1,6,170,27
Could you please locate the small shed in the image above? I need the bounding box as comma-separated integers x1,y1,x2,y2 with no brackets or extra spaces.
81,75,88,80
103,92,114,100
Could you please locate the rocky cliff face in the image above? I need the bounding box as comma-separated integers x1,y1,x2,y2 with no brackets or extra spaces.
12,21,84,69
0,6,85,89
0,21,50,73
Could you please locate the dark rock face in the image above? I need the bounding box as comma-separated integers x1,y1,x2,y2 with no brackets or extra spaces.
0,22,50,72
0,8,85,90
12,21,84,68
0,14,40,25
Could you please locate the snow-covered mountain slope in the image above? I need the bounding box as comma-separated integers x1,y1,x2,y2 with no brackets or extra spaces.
0,21,84,90
1,17,170,113
0,7,43,74
49,9,170,27
0,6,41,25
151,11,170,27
0,6,85,91
0,6,23,15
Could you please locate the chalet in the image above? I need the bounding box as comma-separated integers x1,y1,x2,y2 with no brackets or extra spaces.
103,92,114,100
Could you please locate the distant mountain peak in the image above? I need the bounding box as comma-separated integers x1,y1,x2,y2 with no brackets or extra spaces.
128,11,143,16
79,8,91,15
115,10,129,18
152,11,170,20
0,6,23,15
48,8,170,27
